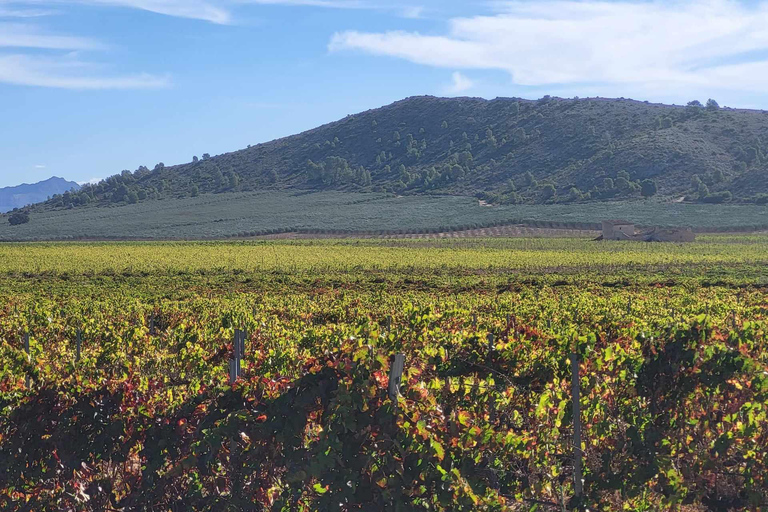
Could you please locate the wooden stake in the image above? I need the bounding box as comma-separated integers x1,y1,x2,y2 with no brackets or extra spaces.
388,354,405,403
24,332,31,389
571,352,583,498
229,329,246,385
487,333,496,423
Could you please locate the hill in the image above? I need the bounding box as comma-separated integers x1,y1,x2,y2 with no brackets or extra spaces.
28,96,768,213
0,177,80,213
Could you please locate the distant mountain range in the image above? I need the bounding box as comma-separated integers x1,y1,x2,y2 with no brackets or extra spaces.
0,177,80,213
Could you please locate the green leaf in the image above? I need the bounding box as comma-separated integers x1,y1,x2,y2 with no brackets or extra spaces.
430,438,445,462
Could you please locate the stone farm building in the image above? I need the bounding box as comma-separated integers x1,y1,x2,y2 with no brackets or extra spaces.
602,220,636,240
600,220,695,242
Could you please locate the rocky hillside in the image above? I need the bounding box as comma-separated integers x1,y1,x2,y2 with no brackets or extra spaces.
28,96,768,211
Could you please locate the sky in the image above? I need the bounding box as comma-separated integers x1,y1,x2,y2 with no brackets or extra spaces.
2,0,768,187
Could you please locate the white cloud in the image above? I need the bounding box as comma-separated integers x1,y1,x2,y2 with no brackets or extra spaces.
0,14,169,89
400,6,424,19
0,22,105,49
329,0,768,96
0,7,57,17
4,0,418,23
444,71,473,94
34,164,46,168
80,177,104,185
2,0,231,23
75,0,231,24
241,0,371,6
0,0,429,89
240,0,426,18
0,54,170,89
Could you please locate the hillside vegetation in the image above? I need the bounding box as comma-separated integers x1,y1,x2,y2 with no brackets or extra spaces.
30,96,768,213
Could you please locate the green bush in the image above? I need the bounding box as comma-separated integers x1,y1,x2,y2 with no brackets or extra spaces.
8,212,30,226
702,191,732,204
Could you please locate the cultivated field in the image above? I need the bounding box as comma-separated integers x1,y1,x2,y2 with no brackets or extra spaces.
0,237,767,510
2,191,768,240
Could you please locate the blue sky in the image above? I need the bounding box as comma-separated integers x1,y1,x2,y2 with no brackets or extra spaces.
2,0,768,187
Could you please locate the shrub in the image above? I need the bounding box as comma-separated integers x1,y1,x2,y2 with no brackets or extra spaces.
702,191,732,203
539,183,556,201
8,212,30,226
641,179,658,198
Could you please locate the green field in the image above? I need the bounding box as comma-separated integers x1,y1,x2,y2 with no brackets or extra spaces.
2,191,768,240
1,237,767,510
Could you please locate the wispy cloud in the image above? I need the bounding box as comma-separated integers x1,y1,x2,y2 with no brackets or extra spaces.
2,0,231,23
241,0,426,18
444,71,473,94
399,6,424,19
329,0,768,96
4,0,424,24
0,10,169,89
75,0,232,24
0,0,430,90
0,54,170,89
0,7,58,17
0,22,105,49
241,0,372,6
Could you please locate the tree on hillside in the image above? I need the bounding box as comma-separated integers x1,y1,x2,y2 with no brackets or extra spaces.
657,116,673,129
113,184,129,202
641,179,658,198
690,174,702,189
540,183,556,201
458,151,473,168
568,187,583,202
615,176,632,193
8,211,29,226
702,190,732,203
706,99,720,111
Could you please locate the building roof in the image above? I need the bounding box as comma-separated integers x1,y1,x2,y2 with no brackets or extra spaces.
602,220,634,226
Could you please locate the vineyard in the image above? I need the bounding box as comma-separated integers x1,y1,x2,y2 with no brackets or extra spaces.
1,237,767,511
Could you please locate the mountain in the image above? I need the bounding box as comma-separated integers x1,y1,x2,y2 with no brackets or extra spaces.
0,177,81,213
25,96,768,212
